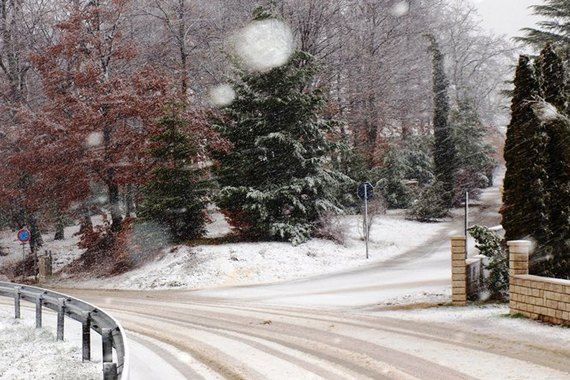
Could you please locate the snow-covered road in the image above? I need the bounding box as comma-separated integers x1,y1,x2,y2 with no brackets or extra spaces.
52,287,570,380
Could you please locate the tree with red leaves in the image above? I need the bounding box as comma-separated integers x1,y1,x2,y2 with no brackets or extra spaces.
29,0,168,232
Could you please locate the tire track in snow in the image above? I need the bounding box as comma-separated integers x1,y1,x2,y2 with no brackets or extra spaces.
90,295,570,374
100,303,470,380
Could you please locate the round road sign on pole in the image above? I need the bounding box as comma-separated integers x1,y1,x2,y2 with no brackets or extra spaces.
17,229,31,243
357,182,374,201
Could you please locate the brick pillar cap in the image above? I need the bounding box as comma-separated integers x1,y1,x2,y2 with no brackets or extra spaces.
451,236,466,240
507,240,532,247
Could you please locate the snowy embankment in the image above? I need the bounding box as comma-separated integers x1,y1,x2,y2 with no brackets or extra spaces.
0,308,99,379
56,210,452,291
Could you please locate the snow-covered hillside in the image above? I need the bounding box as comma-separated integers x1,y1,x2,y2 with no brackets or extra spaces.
54,210,453,290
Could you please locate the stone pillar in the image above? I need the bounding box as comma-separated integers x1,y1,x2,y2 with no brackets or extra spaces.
39,253,53,280
508,240,531,276
451,236,467,306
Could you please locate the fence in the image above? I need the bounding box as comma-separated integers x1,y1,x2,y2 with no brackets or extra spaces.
508,241,570,326
450,237,570,326
0,282,129,379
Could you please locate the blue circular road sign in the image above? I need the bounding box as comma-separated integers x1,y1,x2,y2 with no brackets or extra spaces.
17,229,31,243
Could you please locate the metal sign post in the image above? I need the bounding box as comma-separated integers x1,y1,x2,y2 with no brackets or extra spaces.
364,186,369,259
17,229,31,281
357,182,374,259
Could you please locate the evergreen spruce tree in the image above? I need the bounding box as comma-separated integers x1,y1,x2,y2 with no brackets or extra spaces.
451,99,497,198
518,1,570,55
139,107,208,243
376,136,434,209
427,35,456,208
213,52,350,245
502,56,551,246
376,148,414,209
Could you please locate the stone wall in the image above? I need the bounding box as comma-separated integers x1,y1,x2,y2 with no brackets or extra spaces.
508,240,570,326
451,236,467,305
451,237,487,303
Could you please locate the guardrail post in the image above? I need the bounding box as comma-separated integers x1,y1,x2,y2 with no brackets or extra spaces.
57,298,66,341
82,312,91,362
14,286,21,319
35,295,43,328
103,363,118,380
102,328,113,363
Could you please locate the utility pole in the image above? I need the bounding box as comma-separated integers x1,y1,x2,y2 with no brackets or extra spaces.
358,182,374,260
364,185,369,259
464,191,469,258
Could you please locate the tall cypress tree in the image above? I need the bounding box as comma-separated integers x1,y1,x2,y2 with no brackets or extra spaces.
213,52,349,245
538,44,567,111
427,35,456,208
536,45,570,278
502,56,551,244
138,107,209,243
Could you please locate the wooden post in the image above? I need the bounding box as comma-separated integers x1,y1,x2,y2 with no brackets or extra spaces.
14,287,21,319
82,313,91,362
508,240,531,277
451,236,467,306
35,295,43,328
103,363,118,380
57,298,66,341
102,328,113,363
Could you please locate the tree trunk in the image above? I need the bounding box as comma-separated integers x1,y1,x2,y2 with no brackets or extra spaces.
54,210,65,240
28,213,42,253
125,184,135,218
108,168,122,232
177,0,188,102
78,204,93,234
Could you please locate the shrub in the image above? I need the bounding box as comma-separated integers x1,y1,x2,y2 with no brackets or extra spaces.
407,181,449,222
314,211,347,245
469,225,509,300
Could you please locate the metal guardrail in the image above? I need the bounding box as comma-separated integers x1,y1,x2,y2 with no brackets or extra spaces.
0,282,129,380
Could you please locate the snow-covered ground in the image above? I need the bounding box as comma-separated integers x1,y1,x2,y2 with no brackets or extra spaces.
377,304,570,343
53,210,453,290
0,308,99,379
0,297,197,380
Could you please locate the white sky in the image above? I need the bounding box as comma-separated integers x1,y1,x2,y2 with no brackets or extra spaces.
472,0,541,39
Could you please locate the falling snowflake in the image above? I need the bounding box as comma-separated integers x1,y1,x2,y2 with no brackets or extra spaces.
209,84,236,107
86,132,103,147
391,1,410,17
233,19,294,72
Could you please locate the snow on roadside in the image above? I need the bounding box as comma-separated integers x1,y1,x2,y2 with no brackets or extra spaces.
0,309,99,379
376,304,570,345
56,210,453,290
